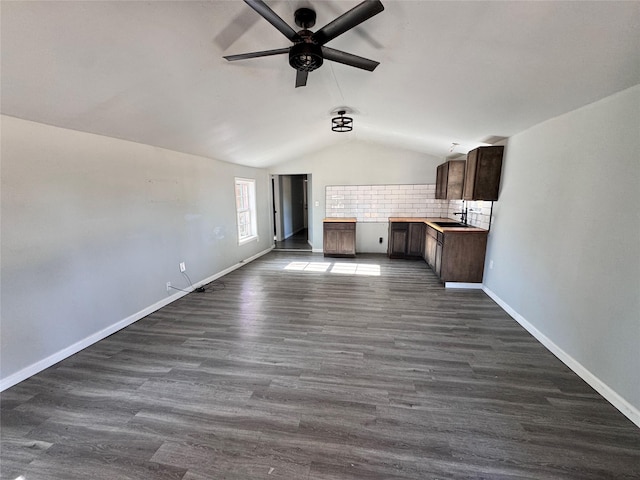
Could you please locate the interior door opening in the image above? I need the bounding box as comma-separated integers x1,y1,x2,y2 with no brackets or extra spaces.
272,174,311,251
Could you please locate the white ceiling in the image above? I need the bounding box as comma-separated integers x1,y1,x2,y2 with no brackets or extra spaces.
2,1,639,168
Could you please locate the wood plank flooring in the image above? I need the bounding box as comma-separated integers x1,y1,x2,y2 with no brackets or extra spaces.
2,252,639,479
274,229,311,251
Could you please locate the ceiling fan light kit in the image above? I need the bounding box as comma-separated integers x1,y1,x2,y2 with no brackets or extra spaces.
332,110,353,133
289,42,323,72
223,0,384,87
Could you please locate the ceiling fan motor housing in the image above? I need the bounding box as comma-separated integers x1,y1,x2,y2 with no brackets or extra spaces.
294,8,316,29
289,41,323,72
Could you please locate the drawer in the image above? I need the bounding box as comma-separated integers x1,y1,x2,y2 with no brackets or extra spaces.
324,222,355,231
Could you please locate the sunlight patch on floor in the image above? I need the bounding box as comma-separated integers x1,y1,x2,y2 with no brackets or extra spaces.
284,261,381,276
284,262,330,272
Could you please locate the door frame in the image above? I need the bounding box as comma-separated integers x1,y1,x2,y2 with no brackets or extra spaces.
271,173,312,245
271,175,283,242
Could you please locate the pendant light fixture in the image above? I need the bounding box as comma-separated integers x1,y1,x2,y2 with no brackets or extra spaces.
331,110,353,132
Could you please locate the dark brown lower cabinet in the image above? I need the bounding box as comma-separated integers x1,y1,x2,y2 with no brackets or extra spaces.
388,222,424,259
388,223,408,258
407,223,425,257
424,225,440,275
323,220,356,257
424,225,488,283
391,221,488,282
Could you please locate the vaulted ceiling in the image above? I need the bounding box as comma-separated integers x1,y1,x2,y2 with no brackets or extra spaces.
2,1,639,168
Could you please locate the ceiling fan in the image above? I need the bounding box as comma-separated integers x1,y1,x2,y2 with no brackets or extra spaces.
223,0,384,87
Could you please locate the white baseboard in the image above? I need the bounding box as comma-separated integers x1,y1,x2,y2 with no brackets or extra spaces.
445,282,483,289
0,246,274,392
213,246,273,282
0,294,184,392
312,248,324,253
482,285,640,428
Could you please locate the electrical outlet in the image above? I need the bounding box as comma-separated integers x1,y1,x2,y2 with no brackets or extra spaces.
166,281,171,292
379,237,383,244
489,260,494,269
179,262,186,272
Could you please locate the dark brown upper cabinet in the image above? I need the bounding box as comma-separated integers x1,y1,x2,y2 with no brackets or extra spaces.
435,160,465,199
463,146,504,201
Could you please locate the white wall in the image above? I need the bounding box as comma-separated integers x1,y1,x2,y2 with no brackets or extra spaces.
270,141,442,253
0,116,272,388
483,85,640,421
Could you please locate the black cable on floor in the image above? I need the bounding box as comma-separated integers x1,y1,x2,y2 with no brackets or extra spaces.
181,271,225,293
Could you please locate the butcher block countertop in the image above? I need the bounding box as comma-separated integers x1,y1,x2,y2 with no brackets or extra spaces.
324,217,357,223
388,217,487,233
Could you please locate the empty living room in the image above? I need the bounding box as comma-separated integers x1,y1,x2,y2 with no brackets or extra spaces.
1,1,639,479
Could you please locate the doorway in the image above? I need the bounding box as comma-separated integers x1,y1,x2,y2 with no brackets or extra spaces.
272,174,312,251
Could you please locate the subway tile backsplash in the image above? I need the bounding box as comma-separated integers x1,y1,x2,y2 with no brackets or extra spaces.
326,184,448,222
325,184,492,229
448,199,493,230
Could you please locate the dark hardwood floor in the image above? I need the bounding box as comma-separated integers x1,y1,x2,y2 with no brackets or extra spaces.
2,252,639,479
274,229,311,251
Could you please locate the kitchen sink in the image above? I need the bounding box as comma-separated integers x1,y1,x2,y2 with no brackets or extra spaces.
434,221,473,228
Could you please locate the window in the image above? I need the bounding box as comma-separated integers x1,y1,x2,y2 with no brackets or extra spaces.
235,177,257,244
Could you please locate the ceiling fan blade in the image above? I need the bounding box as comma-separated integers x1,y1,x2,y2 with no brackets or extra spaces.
321,46,380,71
295,70,308,88
243,0,301,42
224,47,290,62
311,0,384,46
